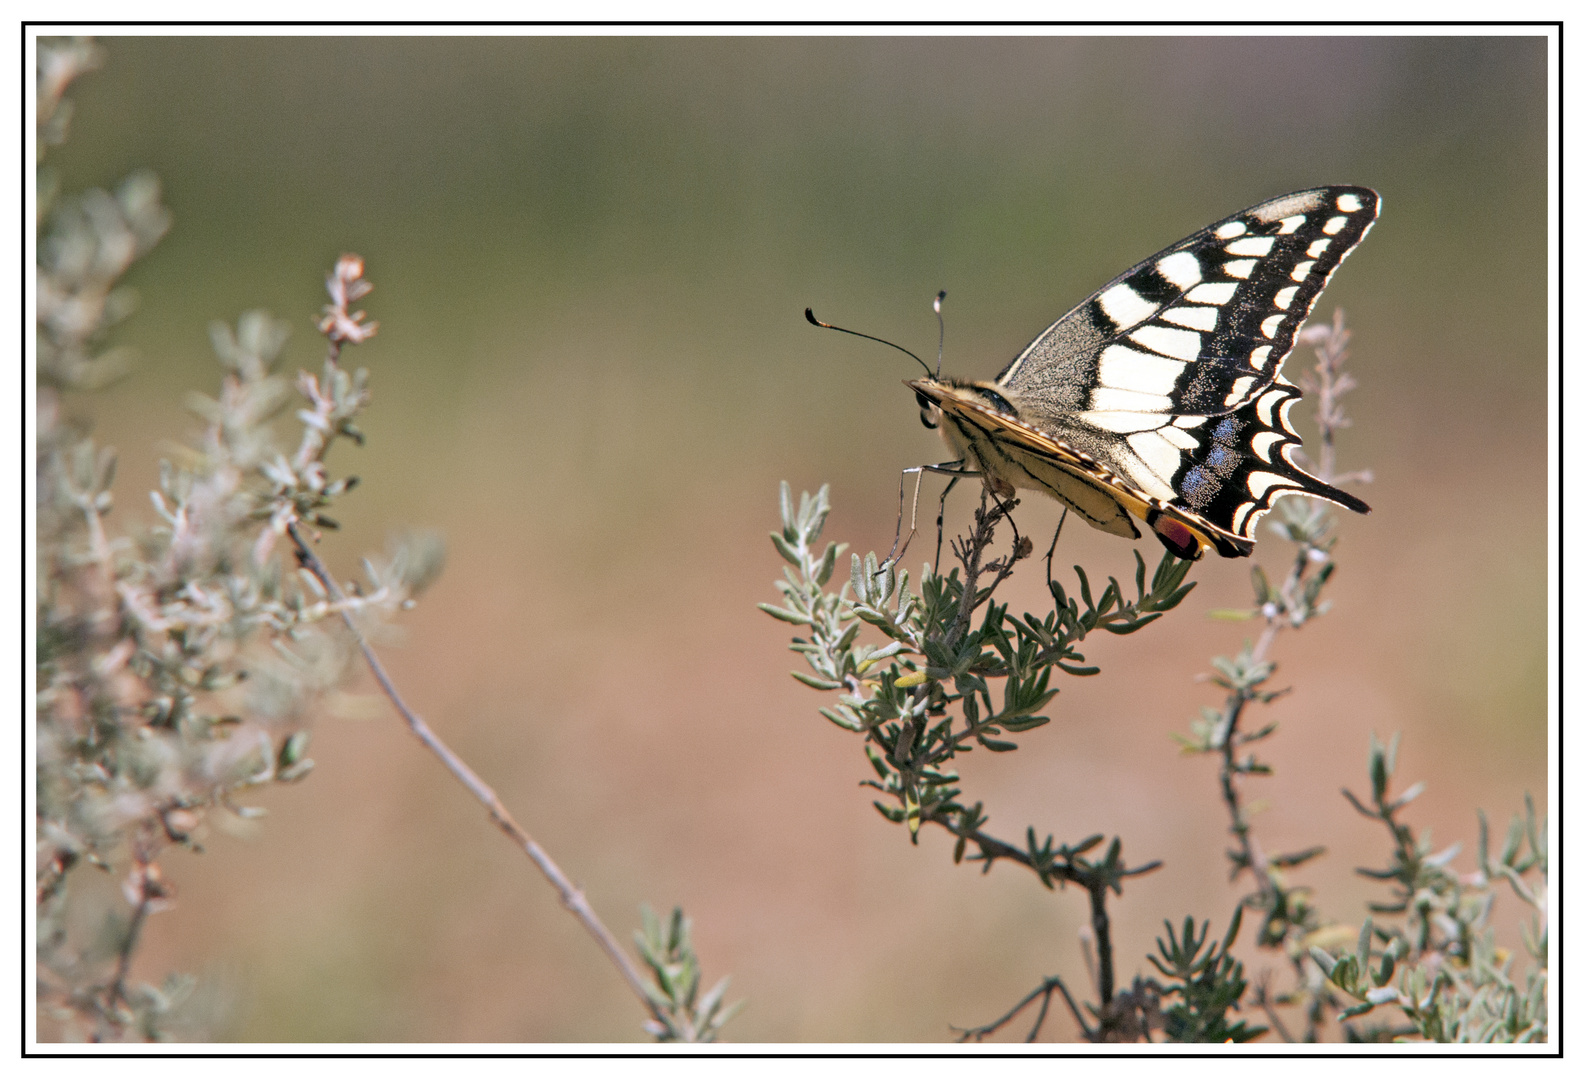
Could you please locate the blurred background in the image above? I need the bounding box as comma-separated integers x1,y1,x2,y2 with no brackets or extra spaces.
44,34,1548,1042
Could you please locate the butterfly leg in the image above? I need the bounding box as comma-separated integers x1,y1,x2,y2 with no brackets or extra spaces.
931,474,962,571
887,465,931,570
1043,508,1070,601
887,460,975,572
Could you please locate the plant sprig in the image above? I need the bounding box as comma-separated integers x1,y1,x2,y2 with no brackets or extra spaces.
766,481,1198,1038
1173,313,1545,1043
1306,737,1547,1042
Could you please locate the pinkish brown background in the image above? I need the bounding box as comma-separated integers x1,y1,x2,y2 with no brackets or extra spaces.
49,35,1548,1041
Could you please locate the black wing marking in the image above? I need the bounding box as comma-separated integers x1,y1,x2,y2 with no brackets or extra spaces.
1167,377,1371,554
998,187,1379,436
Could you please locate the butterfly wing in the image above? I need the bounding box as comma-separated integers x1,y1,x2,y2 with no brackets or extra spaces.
992,186,1378,555
1165,378,1371,557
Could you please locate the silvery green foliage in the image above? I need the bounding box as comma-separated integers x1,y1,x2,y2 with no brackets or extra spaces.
1306,738,1548,1042
1148,909,1264,1043
634,905,742,1043
37,40,170,394
1173,318,1547,1043
765,482,1198,1040
35,42,440,1040
37,287,439,1041
37,38,101,163
765,483,1192,841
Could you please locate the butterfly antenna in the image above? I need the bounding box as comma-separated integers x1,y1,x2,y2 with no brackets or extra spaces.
932,290,947,378
805,307,933,378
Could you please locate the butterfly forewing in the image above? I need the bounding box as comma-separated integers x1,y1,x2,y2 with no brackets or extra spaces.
1001,187,1377,427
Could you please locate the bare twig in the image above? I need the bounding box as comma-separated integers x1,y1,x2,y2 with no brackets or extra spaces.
107,862,155,1009
287,522,663,1029
93,844,170,1040
943,489,1029,649
285,523,662,1027
1218,693,1278,901
1252,975,1296,1043
954,974,1091,1042
1088,878,1115,1008
266,254,669,1032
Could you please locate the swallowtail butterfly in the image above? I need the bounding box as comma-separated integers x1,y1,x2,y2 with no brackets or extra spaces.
906,186,1378,560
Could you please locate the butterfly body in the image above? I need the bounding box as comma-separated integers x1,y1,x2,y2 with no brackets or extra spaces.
912,186,1379,560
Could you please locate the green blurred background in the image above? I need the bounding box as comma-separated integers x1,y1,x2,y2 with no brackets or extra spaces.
48,34,1548,1042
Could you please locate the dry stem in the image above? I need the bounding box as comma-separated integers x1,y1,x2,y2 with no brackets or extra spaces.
286,521,665,1032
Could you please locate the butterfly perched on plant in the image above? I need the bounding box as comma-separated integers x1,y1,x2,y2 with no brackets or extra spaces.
811,186,1378,560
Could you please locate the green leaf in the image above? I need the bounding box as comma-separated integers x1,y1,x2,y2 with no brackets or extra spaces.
1074,565,1096,612
1391,780,1426,810
1068,834,1105,857
818,706,863,731
814,543,839,586
1268,845,1326,869
770,531,800,566
1207,608,1254,621
1251,564,1271,605
1103,612,1161,635
778,481,794,531
758,602,812,625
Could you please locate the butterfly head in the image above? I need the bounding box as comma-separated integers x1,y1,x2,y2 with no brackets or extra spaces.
908,378,1020,426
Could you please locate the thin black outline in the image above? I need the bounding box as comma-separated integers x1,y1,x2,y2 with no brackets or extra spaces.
19,20,1563,1058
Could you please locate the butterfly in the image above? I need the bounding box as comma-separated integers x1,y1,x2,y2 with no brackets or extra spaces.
817,186,1379,561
